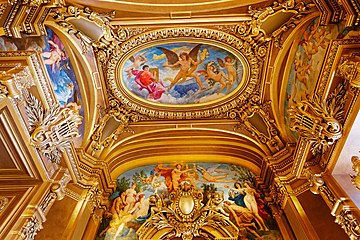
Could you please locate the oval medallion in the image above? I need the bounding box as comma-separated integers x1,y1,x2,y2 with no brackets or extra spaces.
121,42,245,106
179,195,194,214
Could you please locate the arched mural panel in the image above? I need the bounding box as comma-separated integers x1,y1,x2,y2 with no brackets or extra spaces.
97,163,282,240
0,27,85,141
283,17,345,140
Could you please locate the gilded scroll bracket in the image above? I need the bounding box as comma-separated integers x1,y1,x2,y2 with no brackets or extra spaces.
288,82,347,156
25,92,82,164
137,182,238,240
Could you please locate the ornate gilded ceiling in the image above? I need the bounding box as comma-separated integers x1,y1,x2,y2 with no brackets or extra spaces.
0,0,359,239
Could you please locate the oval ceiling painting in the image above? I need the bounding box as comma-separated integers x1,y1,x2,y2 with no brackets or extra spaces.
121,42,245,105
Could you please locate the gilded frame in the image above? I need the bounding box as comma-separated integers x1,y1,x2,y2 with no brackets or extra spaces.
107,27,265,120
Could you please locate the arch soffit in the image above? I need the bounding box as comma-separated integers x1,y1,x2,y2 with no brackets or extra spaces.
45,22,105,145
107,128,267,179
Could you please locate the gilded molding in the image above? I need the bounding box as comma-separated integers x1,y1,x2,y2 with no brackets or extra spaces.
64,187,82,201
0,196,9,213
331,198,360,240
288,82,346,155
337,56,360,88
351,155,360,191
24,92,82,164
229,93,284,153
235,0,314,47
89,97,148,157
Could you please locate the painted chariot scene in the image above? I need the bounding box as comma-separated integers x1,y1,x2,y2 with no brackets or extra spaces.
96,163,282,240
121,42,244,105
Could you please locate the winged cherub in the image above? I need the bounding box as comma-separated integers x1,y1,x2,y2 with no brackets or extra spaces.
159,44,206,90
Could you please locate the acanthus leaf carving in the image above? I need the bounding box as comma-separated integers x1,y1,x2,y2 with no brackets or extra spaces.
288,82,347,155
25,93,82,164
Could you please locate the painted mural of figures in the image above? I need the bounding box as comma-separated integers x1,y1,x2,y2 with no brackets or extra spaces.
154,164,173,192
131,65,166,100
203,61,229,94
41,39,66,73
171,163,191,190
129,194,150,219
197,165,233,183
124,52,148,79
160,44,206,90
122,183,138,213
151,172,161,194
217,56,237,85
224,201,262,239
224,182,246,207
183,163,199,187
242,182,269,231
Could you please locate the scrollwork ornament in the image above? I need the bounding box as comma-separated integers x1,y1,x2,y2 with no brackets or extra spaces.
351,155,360,191
18,216,43,240
236,0,314,47
137,182,238,240
25,93,82,164
337,57,360,88
288,82,346,155
229,92,283,152
332,199,360,240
